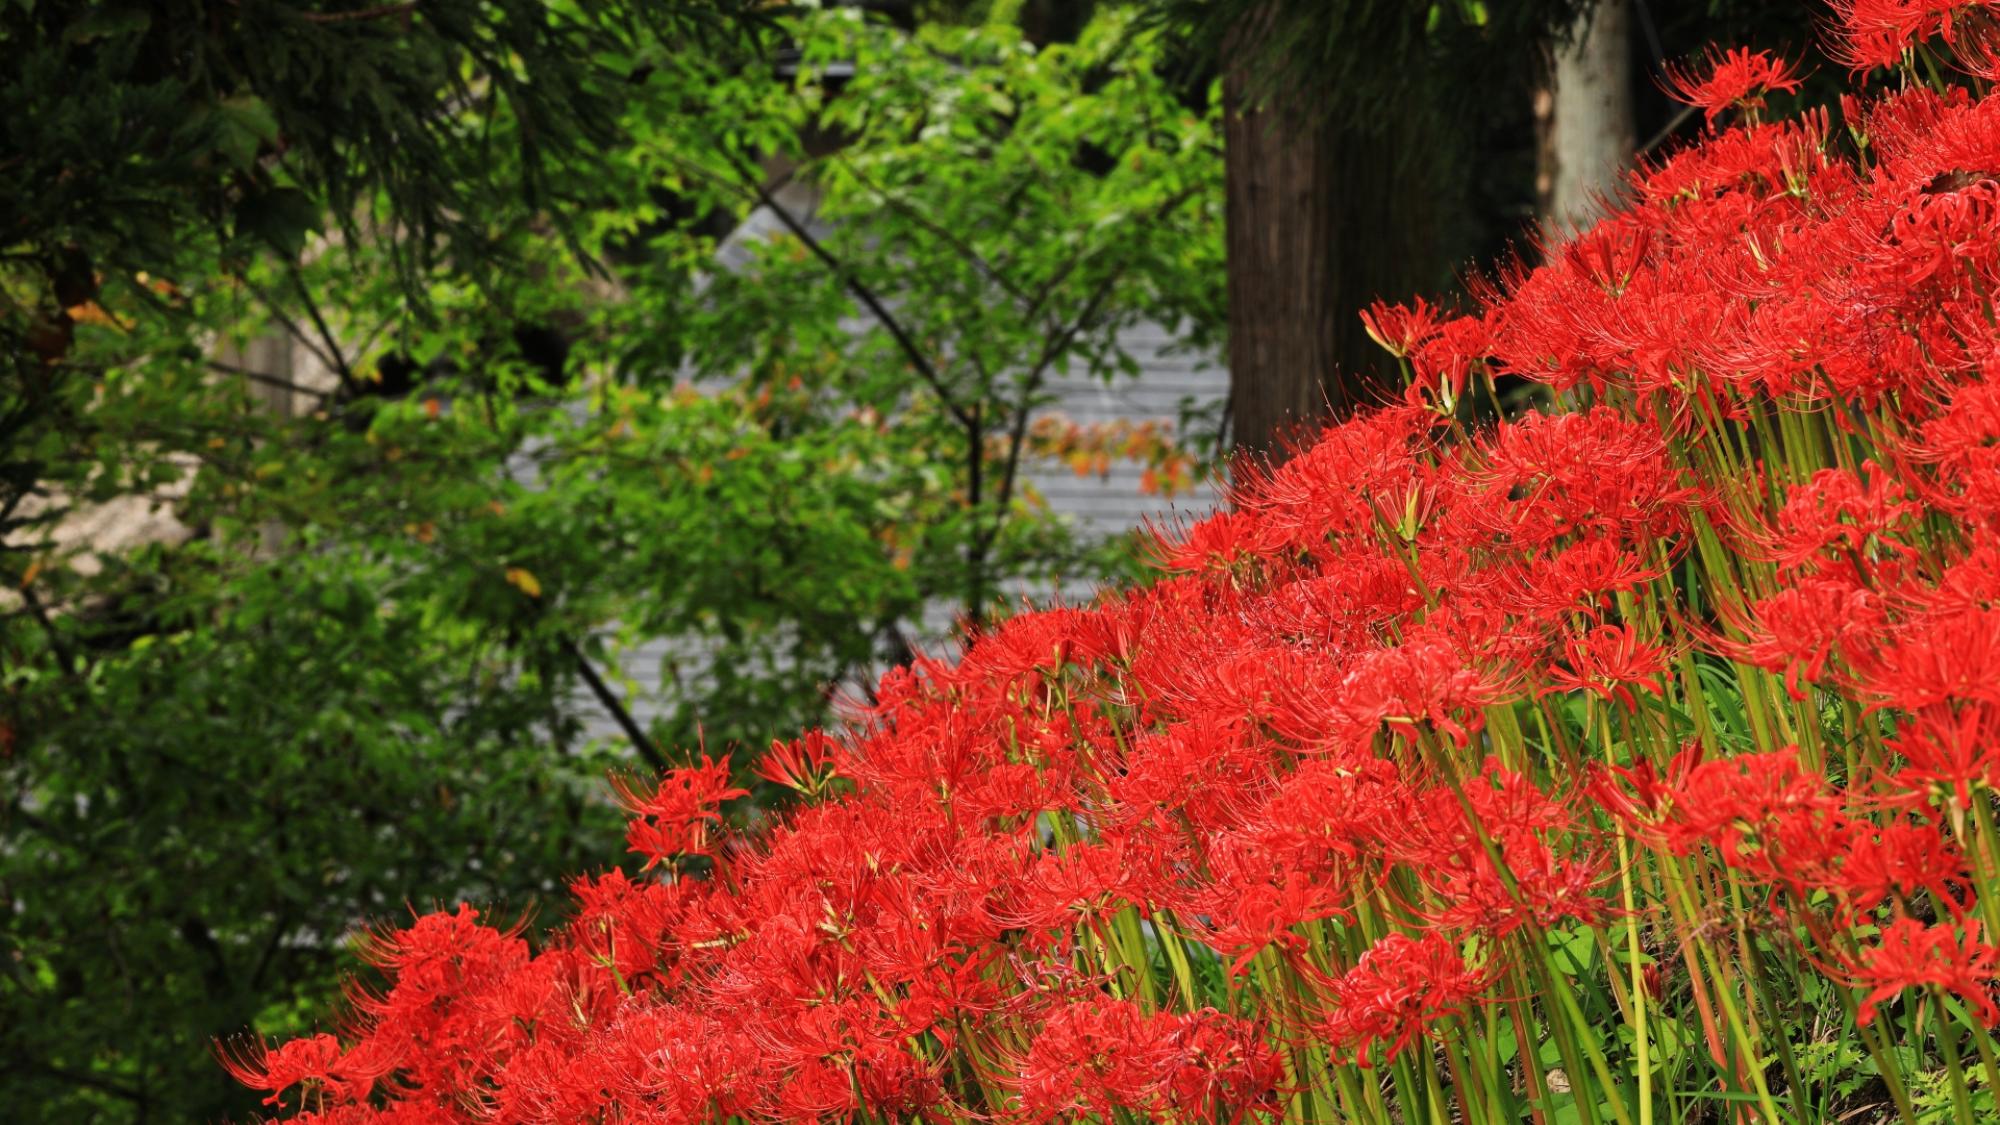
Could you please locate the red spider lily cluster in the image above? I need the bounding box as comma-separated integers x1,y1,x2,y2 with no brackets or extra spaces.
1661,46,1804,125
232,13,2000,1125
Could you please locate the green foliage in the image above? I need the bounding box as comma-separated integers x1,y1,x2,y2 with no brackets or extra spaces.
0,4,1223,1118
1144,0,1587,126
646,6,1226,613
4,544,628,1118
0,0,756,566
1,0,754,276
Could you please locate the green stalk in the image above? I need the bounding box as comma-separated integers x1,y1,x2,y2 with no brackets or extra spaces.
1276,956,1344,1125
1933,993,1978,1125
1078,918,1124,999
1965,798,2000,943
1617,842,1654,1125
1825,947,1922,1123
1950,997,2000,1113
1440,1017,1498,1125
1596,699,1655,1125
1419,1038,1452,1124
1150,908,1200,1010
1330,1059,1382,1125
1478,999,1520,1123
1487,700,1533,772
1737,665,1795,756
1741,938,1810,1123
1520,947,1605,1125
1502,973,1555,1125
1657,858,1782,1122
1110,906,1159,1007
1247,950,1309,1125
1383,1038,1426,1123
1547,958,1639,1125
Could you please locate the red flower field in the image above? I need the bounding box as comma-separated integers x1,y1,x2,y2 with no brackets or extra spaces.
228,6,2000,1122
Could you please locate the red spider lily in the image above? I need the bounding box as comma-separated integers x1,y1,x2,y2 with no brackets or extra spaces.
756,729,840,796
1003,1000,1281,1123
1496,538,1664,620
1759,465,1921,578
611,754,749,866
1359,296,1446,360
1393,761,1612,938
1154,1010,1287,1122
1312,932,1492,1066
1845,916,2000,1025
1334,633,1514,749
1663,47,1805,125
1197,844,1356,977
218,1034,392,1108
1829,0,1988,73
1836,819,1974,917
1883,701,2000,810
1542,621,1669,711
1718,576,1887,699
1854,608,2000,714
1648,746,1842,859
1588,742,1709,836
1153,508,1267,574
1473,406,1700,549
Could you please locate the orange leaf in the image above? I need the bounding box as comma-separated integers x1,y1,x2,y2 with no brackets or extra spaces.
504,567,542,598
65,301,131,330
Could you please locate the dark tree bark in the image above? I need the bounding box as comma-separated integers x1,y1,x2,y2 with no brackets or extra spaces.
1223,81,1340,463
1220,13,1446,468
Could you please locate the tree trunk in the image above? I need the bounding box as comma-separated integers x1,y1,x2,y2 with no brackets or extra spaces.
1222,15,1436,467
1538,0,1635,232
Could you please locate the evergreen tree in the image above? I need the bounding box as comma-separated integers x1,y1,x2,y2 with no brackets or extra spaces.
1153,0,1589,459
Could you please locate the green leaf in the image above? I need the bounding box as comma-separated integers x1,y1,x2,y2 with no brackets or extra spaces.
234,188,321,258
62,5,149,44
212,95,280,171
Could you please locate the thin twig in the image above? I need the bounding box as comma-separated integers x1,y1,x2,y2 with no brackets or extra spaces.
287,266,361,393
990,183,1203,522
990,271,1123,523
833,154,1032,306
248,905,297,992
1018,181,1203,332
237,279,346,379
206,359,334,402
5,1060,145,1104
565,637,668,772
19,584,79,679
723,157,976,430
1639,103,1700,156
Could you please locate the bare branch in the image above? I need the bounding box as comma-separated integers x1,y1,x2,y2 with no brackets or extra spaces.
722,157,977,431
18,583,80,680
205,359,333,402
991,272,1122,523
3,1059,146,1105
832,154,1032,307
565,637,669,773
235,279,346,382
1639,103,1699,155
287,266,361,394
989,184,1206,525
